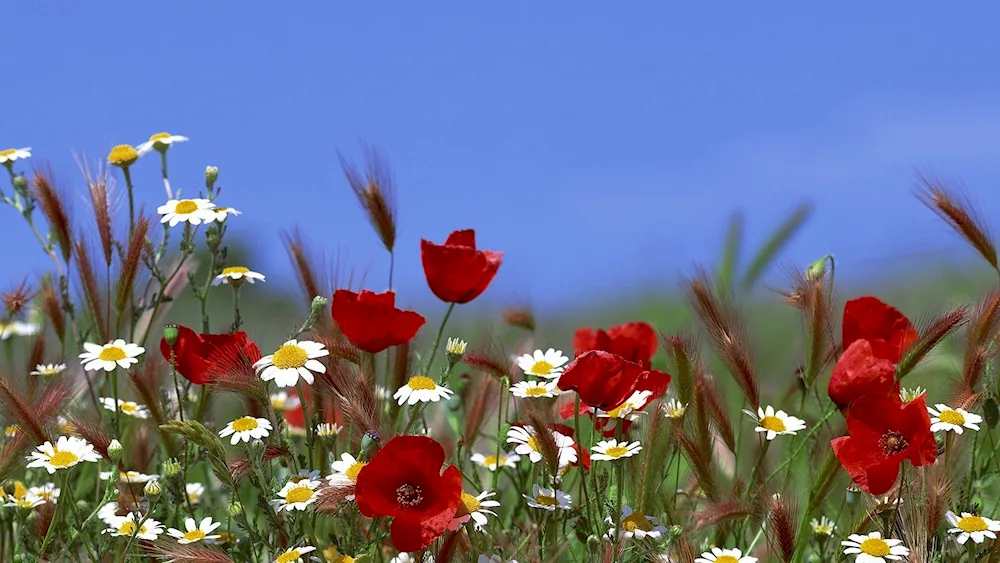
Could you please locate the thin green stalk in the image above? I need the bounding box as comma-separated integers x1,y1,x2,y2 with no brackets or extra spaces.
123,165,136,240
37,472,69,557
160,150,172,199
572,394,595,529
232,285,243,331
611,422,625,563
111,370,122,436
170,348,185,422
764,406,838,486
491,377,509,494
296,381,316,469
421,302,456,377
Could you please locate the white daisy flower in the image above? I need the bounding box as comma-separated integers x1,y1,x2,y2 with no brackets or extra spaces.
946,511,1000,545
213,266,266,286
506,425,577,467
27,483,60,504
0,147,31,164
219,416,272,445
30,363,66,377
4,489,42,509
662,398,688,419
99,470,159,484
316,422,342,438
446,337,468,356
450,491,500,532
98,502,121,524
393,375,453,406
210,206,241,222
269,391,301,411
3,425,16,438
26,435,101,473
470,451,520,471
0,321,39,340
591,439,643,462
928,404,983,434
157,198,217,227
523,484,572,511
811,515,836,536
103,512,163,541
254,339,329,388
272,478,321,511
328,453,366,486
694,548,757,563
167,516,222,544
390,554,435,563
273,545,316,563
478,556,518,563
746,405,807,440
100,397,150,419
596,390,653,422
841,531,909,562
516,348,569,379
873,495,903,512
79,339,144,372
186,482,205,505
510,379,560,399
605,505,668,540
136,132,188,155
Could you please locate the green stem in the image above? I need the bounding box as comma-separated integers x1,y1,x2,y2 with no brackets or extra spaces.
111,370,122,437
573,394,595,530
37,472,68,557
421,303,456,377
611,423,625,563
296,381,316,469
160,150,172,199
123,165,136,240
491,377,508,494
764,407,838,486
232,285,243,331
170,348,184,422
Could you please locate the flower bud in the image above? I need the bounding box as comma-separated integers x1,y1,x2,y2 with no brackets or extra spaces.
806,255,831,281
228,500,244,517
108,145,139,168
108,439,123,462
445,337,467,367
143,480,162,498
163,324,180,347
162,458,181,478
360,430,381,458
316,423,342,442
11,175,27,193
586,535,601,553
205,166,219,188
845,485,860,506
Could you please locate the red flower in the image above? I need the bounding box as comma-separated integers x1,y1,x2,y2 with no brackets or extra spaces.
420,229,503,304
573,322,658,368
557,350,669,413
331,289,426,353
558,362,671,436
355,435,462,552
159,325,260,384
828,340,899,409
842,296,918,363
831,393,936,495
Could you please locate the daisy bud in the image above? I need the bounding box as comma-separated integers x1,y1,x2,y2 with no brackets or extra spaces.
445,337,467,367
205,166,219,188
316,423,341,442
162,457,181,478
806,254,831,281
228,500,243,517
301,295,329,334
107,439,123,462
586,535,601,553
108,144,139,168
163,324,180,348
11,174,27,194
144,480,162,498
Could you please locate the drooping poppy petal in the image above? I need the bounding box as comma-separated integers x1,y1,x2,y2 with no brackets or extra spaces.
842,296,918,363
159,325,257,385
420,229,503,304
557,351,647,412
331,289,426,353
828,339,899,409
573,322,658,368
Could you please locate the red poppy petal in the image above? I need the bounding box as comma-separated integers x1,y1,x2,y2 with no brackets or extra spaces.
828,340,898,409
444,229,476,248
842,296,917,362
388,465,461,552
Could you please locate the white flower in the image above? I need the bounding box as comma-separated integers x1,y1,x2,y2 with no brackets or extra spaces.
450,491,500,532
946,511,1000,545
393,375,453,406
811,515,836,536
167,517,222,544
328,453,366,486
157,198,217,227
510,379,560,399
606,505,667,540
254,339,329,387
694,548,757,563
27,483,60,504
99,470,158,484
390,554,435,563
506,425,577,467
478,557,518,563
269,391,301,411
470,451,520,471
186,482,205,505
219,416,272,445
662,398,688,419
523,484,572,511
928,404,982,434
0,147,31,164
210,206,241,222
446,337,468,356
591,439,643,462
316,422,342,438
103,512,163,541
136,132,188,155
746,405,806,440
98,502,121,524
273,545,316,563
273,478,321,511
596,390,653,421
900,386,926,403
26,436,101,473
873,495,903,512
3,487,42,509
841,531,910,562
30,363,66,377
516,348,569,379
79,339,144,372
213,266,266,286
0,321,39,340
100,397,150,419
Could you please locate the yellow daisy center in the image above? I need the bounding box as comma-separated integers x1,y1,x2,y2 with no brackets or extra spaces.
272,344,309,369
620,512,653,532
483,455,505,467
456,492,481,517
120,403,137,414
605,403,630,418
530,360,554,375
939,409,966,426
188,492,201,502
958,515,989,533
5,425,18,437
0,149,15,158
183,529,206,542
407,376,436,390
231,417,259,432
12,482,26,499
48,448,79,468
535,494,557,507
223,266,250,276
108,145,139,166
526,436,540,452
118,521,137,535
714,557,739,563
99,346,127,362
859,538,891,557
604,445,629,458
150,132,172,142
37,490,54,500
345,461,366,482
524,385,549,397
174,200,199,214
276,550,302,563
285,485,314,504
760,415,787,433
270,397,286,409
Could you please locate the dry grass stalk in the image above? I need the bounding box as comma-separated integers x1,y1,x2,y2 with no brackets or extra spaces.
917,177,998,272
338,145,397,253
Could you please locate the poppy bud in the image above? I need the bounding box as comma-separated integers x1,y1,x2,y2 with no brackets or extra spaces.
806,255,831,281
845,485,860,506
163,324,180,347
360,430,381,458
586,535,601,554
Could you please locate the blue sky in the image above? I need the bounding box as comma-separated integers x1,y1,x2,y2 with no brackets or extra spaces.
3,3,1000,311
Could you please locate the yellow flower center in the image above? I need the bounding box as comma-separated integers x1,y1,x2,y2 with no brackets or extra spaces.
605,403,630,418
939,409,966,426
483,455,505,468
714,557,739,563
48,448,79,468
108,144,139,166
958,515,989,533
620,512,653,532
524,386,549,397
120,403,137,414
760,415,787,433
285,485,314,504
37,490,54,500
530,360,554,375
407,376,436,390
535,494,557,507
5,425,18,437
223,266,250,276
174,200,199,214
99,346,127,362
149,132,172,142
859,538,891,557
604,445,630,458
276,549,302,563
272,344,309,369
345,461,366,482
183,529,207,542
12,482,26,499
270,397,286,409
0,149,15,158
526,436,540,452
188,492,201,502
456,492,481,517
118,520,137,535
231,417,260,432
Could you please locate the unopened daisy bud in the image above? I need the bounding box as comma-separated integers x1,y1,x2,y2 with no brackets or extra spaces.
163,324,180,348
667,524,683,540
108,144,139,168
143,480,162,498
162,458,181,478
107,439,123,462
446,337,467,366
586,535,601,553
900,386,926,403
11,174,27,193
806,254,831,281
228,500,243,517
205,166,219,188
316,422,341,442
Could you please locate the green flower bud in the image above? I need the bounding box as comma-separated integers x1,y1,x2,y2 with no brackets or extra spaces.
163,324,180,347
162,457,181,478
107,439,123,462
806,254,832,281
360,430,381,458
228,500,244,517
143,480,162,498
11,175,27,193
205,166,219,188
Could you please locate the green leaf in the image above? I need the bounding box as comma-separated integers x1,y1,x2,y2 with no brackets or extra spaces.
740,203,813,292
716,212,744,295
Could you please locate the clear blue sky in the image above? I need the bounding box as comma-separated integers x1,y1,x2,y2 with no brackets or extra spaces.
4,3,1000,311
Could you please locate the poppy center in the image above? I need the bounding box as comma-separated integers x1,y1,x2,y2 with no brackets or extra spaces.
174,200,199,214
760,415,787,433
620,513,653,532
878,430,909,456
859,538,890,556
713,556,738,563
396,483,424,508
524,386,549,397
272,344,309,369
407,376,436,390
231,416,259,432
276,550,302,563
222,266,250,276
958,515,989,532
285,486,314,504
939,409,966,426
530,360,554,375
183,529,206,542
535,494,557,507
456,492,480,517
345,461,366,482
48,449,79,468
99,346,127,362
604,445,629,458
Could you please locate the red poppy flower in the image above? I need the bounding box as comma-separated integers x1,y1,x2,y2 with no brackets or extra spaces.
842,296,918,363
573,322,658,368
355,435,462,552
159,325,260,384
558,366,671,436
331,289,426,353
420,229,503,304
828,339,899,409
831,393,936,495
558,351,656,412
